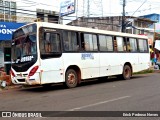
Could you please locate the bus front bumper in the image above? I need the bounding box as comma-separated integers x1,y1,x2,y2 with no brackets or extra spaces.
11,73,41,85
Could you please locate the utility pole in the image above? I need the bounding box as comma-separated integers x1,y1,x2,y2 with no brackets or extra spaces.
87,0,90,17
121,0,126,32
76,0,78,19
83,0,85,16
101,0,103,17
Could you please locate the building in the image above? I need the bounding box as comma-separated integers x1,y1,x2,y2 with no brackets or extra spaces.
141,13,160,40
141,14,160,62
140,13,160,23
0,0,16,22
36,9,59,23
67,16,155,45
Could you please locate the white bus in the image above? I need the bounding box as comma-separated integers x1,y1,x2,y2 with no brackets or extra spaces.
10,22,150,88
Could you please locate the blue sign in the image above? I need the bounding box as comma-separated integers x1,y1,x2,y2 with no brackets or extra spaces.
60,0,75,17
0,22,25,40
81,53,94,60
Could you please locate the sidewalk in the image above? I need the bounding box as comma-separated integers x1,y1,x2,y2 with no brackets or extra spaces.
149,63,160,73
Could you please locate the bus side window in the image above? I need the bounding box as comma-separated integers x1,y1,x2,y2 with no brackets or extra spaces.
44,33,51,52
126,38,131,52
116,36,126,52
63,31,79,51
80,33,85,51
39,28,45,53
81,33,91,51
113,37,117,51
123,37,127,52
127,38,138,52
84,42,89,51
81,33,97,51
83,38,90,51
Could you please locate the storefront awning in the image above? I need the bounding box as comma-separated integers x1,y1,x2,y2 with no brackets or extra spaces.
0,22,25,41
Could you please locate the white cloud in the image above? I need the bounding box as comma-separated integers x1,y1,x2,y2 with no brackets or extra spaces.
15,0,59,11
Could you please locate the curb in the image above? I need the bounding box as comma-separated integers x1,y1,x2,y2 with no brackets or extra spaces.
153,70,160,73
0,70,159,92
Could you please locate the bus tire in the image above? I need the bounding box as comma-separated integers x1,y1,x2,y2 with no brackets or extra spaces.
65,69,78,88
121,65,132,80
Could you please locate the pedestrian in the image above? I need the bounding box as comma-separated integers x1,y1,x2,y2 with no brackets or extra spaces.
151,51,155,66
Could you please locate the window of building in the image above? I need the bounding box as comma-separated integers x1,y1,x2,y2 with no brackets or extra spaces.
0,9,3,14
81,33,98,51
10,2,16,8
127,38,138,52
0,0,3,6
4,1,9,8
5,10,10,15
11,11,16,15
63,31,79,51
138,39,148,52
99,35,113,51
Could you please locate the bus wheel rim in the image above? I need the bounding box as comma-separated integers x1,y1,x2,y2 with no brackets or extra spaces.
124,68,130,78
67,72,76,85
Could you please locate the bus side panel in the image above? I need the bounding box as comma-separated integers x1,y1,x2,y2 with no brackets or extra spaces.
100,53,123,76
62,53,81,77
40,58,64,84
80,53,100,79
100,53,140,76
137,53,150,72
125,53,139,72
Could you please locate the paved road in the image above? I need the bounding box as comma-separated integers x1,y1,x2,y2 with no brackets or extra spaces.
0,73,160,120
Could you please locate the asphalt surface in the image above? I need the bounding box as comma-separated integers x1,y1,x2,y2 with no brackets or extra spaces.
0,72,160,120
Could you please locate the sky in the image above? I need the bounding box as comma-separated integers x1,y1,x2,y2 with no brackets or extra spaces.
14,0,160,23
63,0,160,24
14,0,160,15
15,0,60,11
89,0,160,17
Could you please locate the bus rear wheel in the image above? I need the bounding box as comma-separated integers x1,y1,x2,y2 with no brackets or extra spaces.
121,65,132,80
65,69,78,88
118,65,132,80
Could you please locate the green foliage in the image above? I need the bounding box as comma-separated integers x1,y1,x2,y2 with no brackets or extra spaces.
133,69,154,74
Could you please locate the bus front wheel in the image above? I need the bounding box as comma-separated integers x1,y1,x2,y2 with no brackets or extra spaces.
65,69,78,88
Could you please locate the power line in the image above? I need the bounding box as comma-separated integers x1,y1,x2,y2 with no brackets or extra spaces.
130,0,148,16
126,6,160,15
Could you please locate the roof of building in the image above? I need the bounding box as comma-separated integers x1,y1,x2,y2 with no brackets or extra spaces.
70,16,156,23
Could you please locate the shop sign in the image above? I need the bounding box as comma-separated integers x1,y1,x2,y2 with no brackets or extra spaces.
60,0,75,17
0,22,25,40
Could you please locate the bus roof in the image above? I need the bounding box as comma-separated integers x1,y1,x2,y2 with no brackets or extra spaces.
18,22,148,39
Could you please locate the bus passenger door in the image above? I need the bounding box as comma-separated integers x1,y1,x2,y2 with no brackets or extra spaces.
39,29,64,84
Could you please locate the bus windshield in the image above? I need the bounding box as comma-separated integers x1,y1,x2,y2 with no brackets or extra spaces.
11,24,37,72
